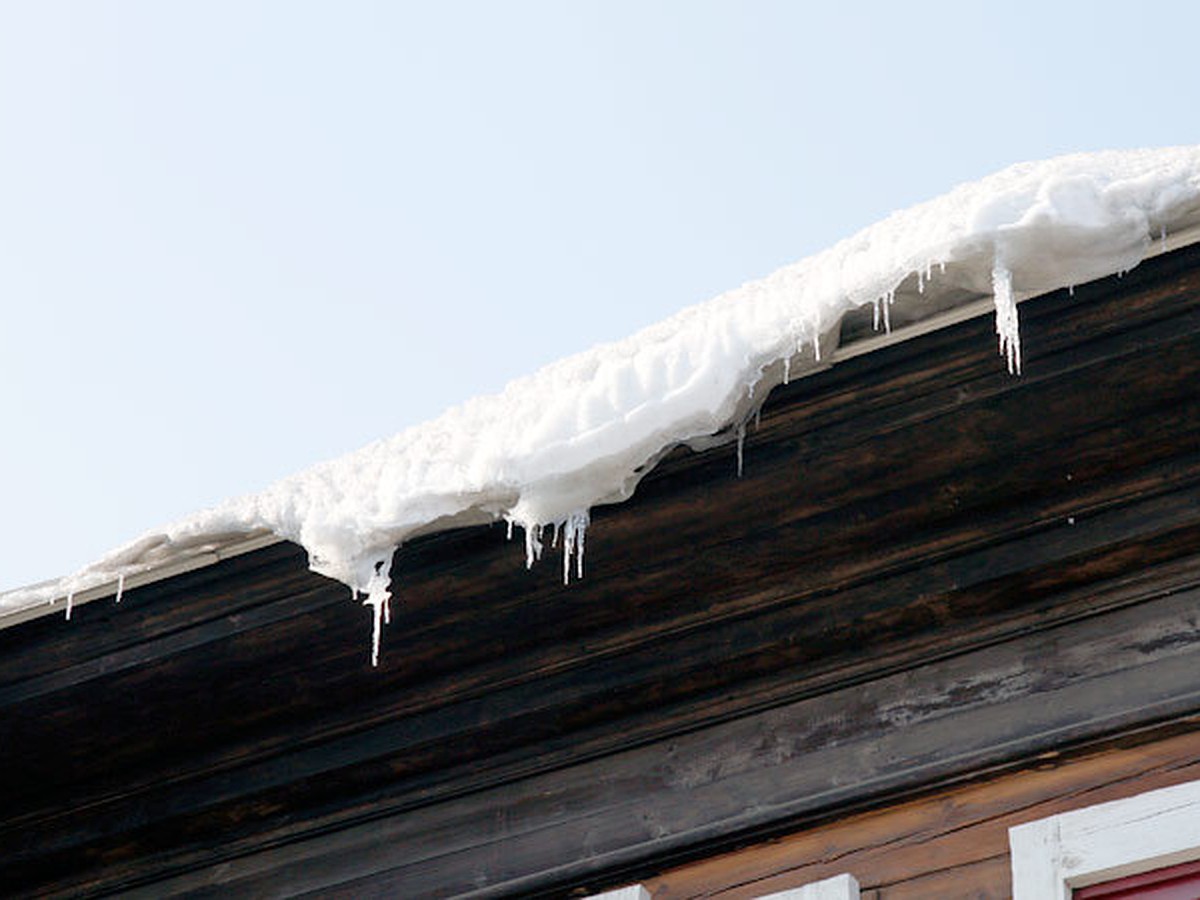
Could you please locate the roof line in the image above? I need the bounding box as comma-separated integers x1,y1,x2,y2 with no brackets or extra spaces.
832,221,1200,363
6,222,1200,630
0,532,282,630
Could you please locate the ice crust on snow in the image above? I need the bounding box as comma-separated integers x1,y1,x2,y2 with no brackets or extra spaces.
6,147,1200,663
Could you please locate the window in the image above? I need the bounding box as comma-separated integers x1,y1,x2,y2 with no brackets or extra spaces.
1010,779,1200,899
1073,860,1200,899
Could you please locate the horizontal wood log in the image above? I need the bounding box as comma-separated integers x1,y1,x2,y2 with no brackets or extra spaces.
126,584,1200,897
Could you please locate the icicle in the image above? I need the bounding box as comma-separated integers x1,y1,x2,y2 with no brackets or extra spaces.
559,510,589,584
361,556,394,667
754,408,761,431
736,422,746,477
1161,224,1168,251
783,356,791,385
506,518,514,541
872,298,881,332
115,572,125,604
882,290,893,334
65,592,74,621
938,260,946,275
812,334,821,362
992,260,1021,375
559,531,570,584
368,600,382,666
1068,284,1075,297
917,268,925,294
523,524,543,569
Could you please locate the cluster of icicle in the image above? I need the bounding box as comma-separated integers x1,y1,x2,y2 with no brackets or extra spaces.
8,147,1200,667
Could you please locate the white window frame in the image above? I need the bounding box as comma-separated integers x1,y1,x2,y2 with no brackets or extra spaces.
593,873,858,899
1009,778,1200,899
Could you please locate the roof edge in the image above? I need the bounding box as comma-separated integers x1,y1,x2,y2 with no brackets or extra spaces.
5,223,1200,631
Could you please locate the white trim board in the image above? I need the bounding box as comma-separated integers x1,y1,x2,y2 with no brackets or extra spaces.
0,531,282,631
592,874,859,900
756,873,860,900
1009,778,1200,899
590,887,650,900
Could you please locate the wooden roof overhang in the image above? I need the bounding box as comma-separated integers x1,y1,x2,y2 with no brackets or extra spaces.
4,243,1200,897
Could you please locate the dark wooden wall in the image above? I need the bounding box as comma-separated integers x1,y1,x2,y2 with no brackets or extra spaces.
2,245,1200,898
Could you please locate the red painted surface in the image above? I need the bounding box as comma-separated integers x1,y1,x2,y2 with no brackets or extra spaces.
1075,859,1200,899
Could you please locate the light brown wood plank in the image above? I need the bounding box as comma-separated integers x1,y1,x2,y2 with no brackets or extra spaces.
645,728,1200,898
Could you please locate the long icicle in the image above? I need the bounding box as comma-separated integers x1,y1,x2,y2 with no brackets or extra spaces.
992,259,1021,374
736,422,746,477
361,554,395,667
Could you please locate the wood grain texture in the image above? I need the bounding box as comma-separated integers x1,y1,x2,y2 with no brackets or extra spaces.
1,245,1200,897
645,729,1200,899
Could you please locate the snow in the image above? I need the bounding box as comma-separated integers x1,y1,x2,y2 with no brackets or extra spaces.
6,147,1200,664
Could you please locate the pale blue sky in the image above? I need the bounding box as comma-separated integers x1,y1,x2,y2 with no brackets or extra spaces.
2,1,1197,589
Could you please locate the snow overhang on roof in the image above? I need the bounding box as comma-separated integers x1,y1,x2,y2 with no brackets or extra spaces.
6,147,1200,660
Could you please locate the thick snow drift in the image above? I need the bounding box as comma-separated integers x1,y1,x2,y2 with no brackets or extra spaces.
7,147,1200,662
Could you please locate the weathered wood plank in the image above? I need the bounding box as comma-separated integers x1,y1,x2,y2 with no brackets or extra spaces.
0,541,317,688
64,584,1200,899
8,328,1200,830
